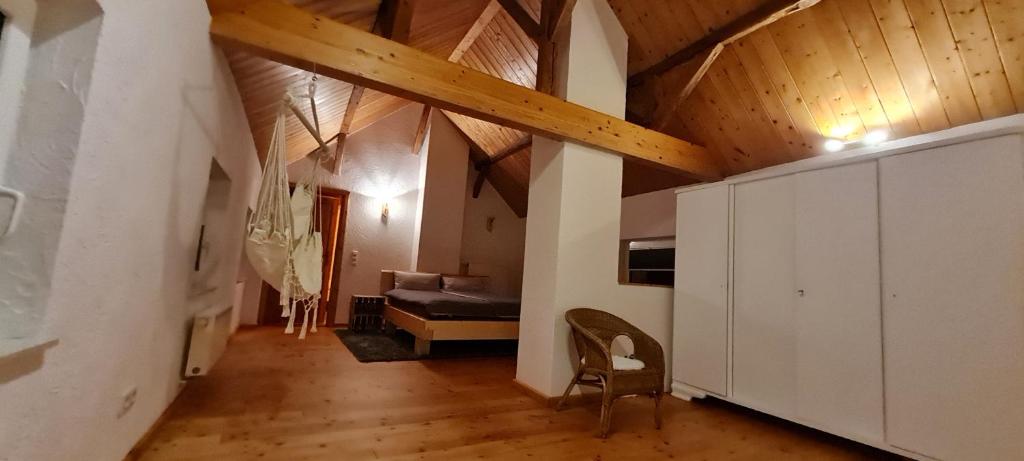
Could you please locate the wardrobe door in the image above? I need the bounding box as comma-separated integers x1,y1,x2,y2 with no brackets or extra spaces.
793,162,883,442
674,185,729,396
880,135,1024,460
733,175,797,416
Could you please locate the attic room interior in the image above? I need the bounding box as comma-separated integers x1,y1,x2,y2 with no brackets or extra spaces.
1,0,1023,459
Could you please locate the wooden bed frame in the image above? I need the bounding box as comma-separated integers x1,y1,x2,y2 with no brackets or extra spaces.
379,270,520,355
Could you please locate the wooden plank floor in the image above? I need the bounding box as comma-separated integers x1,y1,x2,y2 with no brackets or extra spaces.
134,327,897,460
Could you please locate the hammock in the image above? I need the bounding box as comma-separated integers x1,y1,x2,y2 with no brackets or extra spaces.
246,81,327,339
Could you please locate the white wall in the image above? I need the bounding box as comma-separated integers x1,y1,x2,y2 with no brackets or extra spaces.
516,0,674,396
413,110,469,274
0,2,261,461
460,173,527,296
0,0,102,341
621,188,676,240
281,104,426,324
0,0,36,179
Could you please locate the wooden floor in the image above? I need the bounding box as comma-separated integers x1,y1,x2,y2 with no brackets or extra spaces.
134,327,897,460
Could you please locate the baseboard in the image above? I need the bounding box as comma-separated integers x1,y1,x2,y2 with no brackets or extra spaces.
512,379,601,408
122,380,187,461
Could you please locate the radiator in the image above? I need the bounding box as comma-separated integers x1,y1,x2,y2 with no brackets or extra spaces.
184,304,233,377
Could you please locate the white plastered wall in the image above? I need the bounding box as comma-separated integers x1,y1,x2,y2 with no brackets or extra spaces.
621,188,677,240
516,0,674,396
0,1,261,460
413,110,469,274
460,173,527,297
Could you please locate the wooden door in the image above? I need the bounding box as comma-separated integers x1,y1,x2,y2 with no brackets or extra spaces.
259,188,348,327
793,162,883,442
673,184,730,397
732,175,797,415
879,135,1024,459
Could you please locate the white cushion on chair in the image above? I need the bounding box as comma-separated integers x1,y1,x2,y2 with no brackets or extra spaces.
581,355,646,370
612,355,645,371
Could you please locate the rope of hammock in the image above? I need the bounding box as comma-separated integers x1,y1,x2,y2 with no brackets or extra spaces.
246,75,329,340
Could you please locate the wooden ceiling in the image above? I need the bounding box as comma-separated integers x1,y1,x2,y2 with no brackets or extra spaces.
223,0,1024,217
618,0,1024,175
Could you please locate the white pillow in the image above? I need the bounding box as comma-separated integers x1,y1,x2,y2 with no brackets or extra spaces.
394,271,441,291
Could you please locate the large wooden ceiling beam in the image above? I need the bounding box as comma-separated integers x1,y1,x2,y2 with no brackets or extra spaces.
496,0,542,39
209,0,721,180
628,0,820,87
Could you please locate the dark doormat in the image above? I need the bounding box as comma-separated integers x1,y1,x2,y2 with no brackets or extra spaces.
334,329,518,363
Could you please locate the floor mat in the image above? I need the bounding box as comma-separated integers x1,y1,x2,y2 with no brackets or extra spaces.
334,329,518,363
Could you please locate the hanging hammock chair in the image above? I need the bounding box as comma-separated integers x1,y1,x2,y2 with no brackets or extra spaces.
246,80,328,339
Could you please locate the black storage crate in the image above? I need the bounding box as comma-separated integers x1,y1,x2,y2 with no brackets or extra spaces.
349,295,385,331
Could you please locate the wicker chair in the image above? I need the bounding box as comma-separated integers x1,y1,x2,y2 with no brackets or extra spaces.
555,308,665,438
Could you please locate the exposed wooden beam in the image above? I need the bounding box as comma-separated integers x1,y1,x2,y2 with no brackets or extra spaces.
411,104,431,154
478,136,531,168
415,0,501,155
209,0,721,179
470,136,531,200
331,85,364,173
331,0,414,172
549,0,577,37
496,0,542,39
450,0,502,63
535,0,557,94
377,0,415,44
472,163,491,198
650,45,723,131
627,0,820,87
207,0,260,14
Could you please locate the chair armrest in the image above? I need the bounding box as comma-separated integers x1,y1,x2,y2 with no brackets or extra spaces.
571,322,614,372
631,330,665,375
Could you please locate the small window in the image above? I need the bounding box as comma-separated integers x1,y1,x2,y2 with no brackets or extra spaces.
619,238,674,287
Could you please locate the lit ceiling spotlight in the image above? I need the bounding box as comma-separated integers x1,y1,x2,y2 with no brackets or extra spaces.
863,129,889,145
823,138,846,153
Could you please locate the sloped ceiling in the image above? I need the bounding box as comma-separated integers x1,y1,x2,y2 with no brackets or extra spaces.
617,0,1024,175
224,0,1024,217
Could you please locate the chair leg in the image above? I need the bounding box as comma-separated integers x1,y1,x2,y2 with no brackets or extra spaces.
653,391,663,430
555,368,583,411
599,379,614,438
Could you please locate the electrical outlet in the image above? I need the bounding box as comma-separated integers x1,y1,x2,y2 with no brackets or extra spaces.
351,250,359,266
118,386,137,418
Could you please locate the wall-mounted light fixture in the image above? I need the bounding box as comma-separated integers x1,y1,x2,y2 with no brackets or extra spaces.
823,129,890,153
380,201,389,223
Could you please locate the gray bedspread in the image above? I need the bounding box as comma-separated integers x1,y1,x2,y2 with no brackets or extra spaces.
385,289,520,320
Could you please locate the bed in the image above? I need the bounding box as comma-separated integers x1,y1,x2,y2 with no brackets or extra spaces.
379,270,520,355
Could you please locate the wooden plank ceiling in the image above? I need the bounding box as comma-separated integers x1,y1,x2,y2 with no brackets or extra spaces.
618,0,1024,175
224,0,1024,217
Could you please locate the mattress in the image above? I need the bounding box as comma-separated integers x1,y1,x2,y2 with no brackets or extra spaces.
384,289,521,320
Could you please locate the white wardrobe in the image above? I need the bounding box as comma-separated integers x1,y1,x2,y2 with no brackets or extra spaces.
673,133,1024,460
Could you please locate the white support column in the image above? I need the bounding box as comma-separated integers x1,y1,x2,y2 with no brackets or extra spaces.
516,0,659,396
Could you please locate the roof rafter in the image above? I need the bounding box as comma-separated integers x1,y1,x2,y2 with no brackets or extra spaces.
496,0,542,39
628,0,820,87
331,0,415,172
